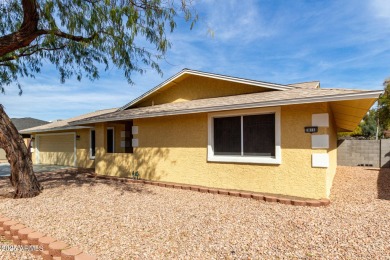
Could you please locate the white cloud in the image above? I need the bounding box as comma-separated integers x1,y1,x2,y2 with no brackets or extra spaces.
198,0,275,42
371,0,390,20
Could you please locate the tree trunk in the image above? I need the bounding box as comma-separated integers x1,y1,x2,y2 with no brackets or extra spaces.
0,105,42,198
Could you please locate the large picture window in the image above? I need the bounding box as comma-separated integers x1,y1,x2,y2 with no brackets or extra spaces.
208,108,281,164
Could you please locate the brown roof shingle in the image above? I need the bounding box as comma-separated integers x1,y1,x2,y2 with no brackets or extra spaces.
11,118,49,131
70,88,381,125
20,108,117,133
289,81,320,89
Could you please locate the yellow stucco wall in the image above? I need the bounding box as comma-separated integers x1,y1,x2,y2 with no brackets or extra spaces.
137,75,271,107
31,129,94,168
95,103,335,199
0,149,6,162
76,129,95,168
326,108,338,197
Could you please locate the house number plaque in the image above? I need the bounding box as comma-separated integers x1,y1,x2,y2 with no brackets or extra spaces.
305,126,318,133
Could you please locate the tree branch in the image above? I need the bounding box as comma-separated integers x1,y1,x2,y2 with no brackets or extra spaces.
0,44,69,63
0,0,42,57
0,0,96,58
49,30,97,42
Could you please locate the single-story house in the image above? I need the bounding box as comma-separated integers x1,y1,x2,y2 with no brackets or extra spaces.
21,69,382,199
0,117,49,162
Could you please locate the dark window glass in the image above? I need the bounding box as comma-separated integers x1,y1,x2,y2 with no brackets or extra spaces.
214,116,241,155
107,129,114,153
243,114,275,156
91,130,96,157
125,122,133,154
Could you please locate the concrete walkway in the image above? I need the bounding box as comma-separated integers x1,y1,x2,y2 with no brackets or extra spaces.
0,163,74,177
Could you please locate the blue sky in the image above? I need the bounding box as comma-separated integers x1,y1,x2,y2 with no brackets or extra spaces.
1,0,390,121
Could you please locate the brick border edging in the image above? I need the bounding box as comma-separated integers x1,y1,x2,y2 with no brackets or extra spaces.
87,174,331,207
0,215,97,260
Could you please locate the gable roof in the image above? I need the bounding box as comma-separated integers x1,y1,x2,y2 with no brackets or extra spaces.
11,117,49,131
71,88,381,131
20,108,117,134
119,69,296,110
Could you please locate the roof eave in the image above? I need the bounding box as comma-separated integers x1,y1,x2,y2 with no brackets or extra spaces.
20,126,92,134
72,90,382,126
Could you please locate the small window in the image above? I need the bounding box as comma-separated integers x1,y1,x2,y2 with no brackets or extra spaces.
90,129,96,159
107,128,114,153
208,108,281,164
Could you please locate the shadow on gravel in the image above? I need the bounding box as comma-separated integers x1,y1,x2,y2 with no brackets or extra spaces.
0,168,155,198
378,168,390,200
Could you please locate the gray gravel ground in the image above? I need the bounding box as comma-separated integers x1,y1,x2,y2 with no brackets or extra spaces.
0,166,389,259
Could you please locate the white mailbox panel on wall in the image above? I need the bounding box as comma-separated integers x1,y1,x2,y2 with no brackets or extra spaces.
132,138,139,147
132,126,139,135
312,113,329,127
312,153,329,168
312,135,329,149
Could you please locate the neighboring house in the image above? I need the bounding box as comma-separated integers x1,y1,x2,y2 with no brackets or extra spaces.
0,117,49,162
12,117,49,138
21,69,382,199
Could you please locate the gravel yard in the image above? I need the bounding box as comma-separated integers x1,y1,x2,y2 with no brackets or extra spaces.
0,166,389,259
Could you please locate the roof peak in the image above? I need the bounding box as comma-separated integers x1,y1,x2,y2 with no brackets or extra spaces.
119,69,296,111
288,81,320,89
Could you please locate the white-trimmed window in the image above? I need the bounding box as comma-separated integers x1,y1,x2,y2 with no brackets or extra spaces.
90,129,95,159
107,127,115,153
207,107,281,164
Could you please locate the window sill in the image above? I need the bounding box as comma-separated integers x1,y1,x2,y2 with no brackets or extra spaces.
207,155,281,164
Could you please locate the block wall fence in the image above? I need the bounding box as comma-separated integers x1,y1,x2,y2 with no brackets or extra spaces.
337,139,390,168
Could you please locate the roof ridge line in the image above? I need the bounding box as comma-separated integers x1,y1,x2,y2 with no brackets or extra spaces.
288,80,320,85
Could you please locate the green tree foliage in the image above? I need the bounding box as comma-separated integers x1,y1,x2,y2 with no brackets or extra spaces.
0,0,197,94
360,109,378,138
378,80,390,131
338,110,378,139
337,125,362,138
